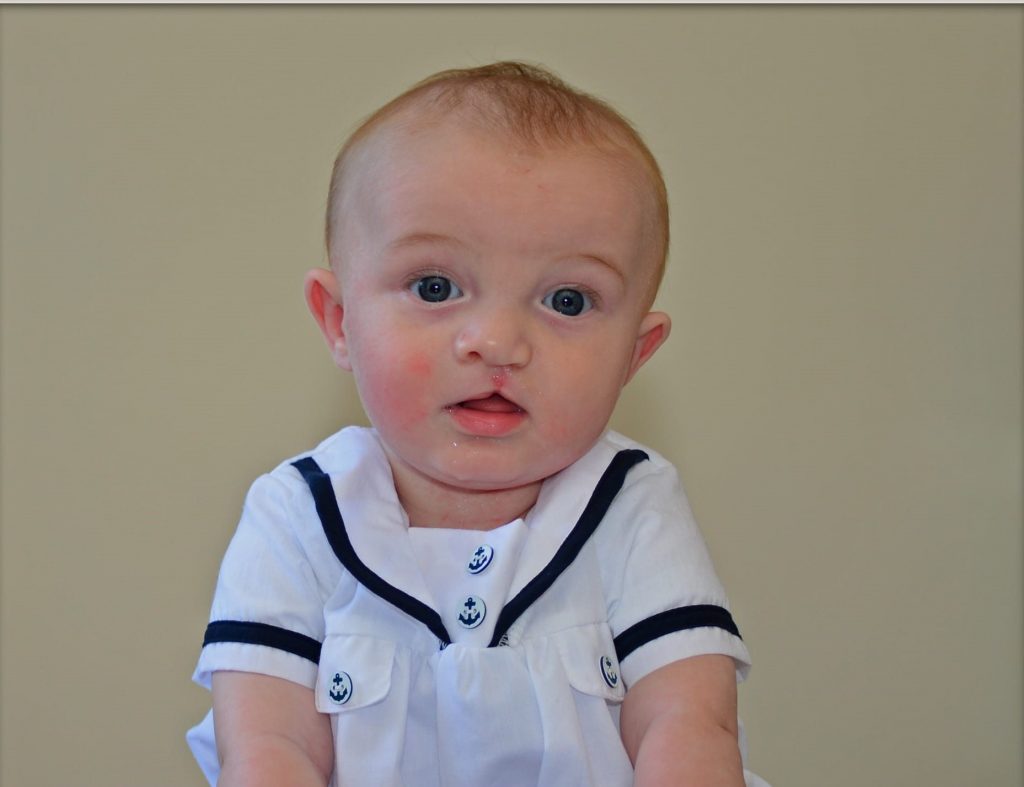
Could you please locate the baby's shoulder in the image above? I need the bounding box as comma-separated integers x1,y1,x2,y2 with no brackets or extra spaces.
597,430,680,490
579,432,698,547
229,429,381,593
253,425,381,492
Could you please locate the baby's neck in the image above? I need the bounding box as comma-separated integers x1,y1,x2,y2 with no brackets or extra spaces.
405,485,538,530
388,458,540,531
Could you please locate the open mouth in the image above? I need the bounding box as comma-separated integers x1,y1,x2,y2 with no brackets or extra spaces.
446,392,527,436
455,393,524,414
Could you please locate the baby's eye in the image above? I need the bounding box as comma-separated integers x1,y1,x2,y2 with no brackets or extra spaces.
542,288,592,317
413,275,463,303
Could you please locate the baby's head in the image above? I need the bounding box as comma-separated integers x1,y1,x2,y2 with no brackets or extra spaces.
325,62,669,303
306,62,672,507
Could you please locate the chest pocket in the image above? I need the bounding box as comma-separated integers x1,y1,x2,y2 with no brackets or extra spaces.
314,634,396,714
552,622,626,703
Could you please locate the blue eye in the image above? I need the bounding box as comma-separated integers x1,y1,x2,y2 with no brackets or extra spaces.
414,275,462,303
543,288,592,317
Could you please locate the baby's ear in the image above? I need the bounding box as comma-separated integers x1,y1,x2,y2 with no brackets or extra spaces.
624,311,671,385
304,268,351,371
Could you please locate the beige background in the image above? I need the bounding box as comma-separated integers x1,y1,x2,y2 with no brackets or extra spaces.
1,6,1020,786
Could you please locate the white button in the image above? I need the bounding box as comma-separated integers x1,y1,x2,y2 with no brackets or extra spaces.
328,671,353,705
467,544,495,574
600,655,619,688
456,595,486,629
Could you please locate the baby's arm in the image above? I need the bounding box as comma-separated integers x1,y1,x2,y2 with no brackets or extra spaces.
620,654,745,787
212,671,334,787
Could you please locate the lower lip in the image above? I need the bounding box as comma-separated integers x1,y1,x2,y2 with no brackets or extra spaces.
446,404,527,437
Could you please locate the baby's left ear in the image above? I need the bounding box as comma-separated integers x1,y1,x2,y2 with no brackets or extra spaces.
624,311,671,385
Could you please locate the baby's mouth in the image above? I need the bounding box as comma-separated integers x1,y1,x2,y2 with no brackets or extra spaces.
454,393,524,414
445,392,528,436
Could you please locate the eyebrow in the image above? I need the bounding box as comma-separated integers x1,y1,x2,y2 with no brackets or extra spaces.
570,252,626,284
387,232,627,283
385,232,464,252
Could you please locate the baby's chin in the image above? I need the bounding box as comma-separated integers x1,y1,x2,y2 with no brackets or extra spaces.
378,431,595,496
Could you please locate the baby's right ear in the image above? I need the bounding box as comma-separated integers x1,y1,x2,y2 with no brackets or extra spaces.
304,268,351,371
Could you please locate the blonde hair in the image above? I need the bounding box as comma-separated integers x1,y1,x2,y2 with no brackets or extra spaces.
326,62,669,294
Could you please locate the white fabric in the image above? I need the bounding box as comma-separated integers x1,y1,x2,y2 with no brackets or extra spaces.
188,426,769,786
408,519,527,647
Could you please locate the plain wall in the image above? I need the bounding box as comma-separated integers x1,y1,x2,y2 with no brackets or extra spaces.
1,6,1020,786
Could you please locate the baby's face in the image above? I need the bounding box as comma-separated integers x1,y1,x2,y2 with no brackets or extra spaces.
332,118,669,494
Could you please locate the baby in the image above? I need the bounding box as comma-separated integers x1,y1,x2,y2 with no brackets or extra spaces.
188,62,768,787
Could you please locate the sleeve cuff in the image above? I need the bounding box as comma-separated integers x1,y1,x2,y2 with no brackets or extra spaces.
617,626,752,689
192,640,320,691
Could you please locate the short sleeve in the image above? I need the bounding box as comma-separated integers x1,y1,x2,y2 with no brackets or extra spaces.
597,454,752,689
192,470,340,691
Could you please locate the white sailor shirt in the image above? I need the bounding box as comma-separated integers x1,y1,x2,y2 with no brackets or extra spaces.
188,427,768,786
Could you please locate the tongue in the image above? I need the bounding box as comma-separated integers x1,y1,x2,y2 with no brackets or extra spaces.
461,394,520,413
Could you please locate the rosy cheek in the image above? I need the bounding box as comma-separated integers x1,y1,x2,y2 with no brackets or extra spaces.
406,353,433,381
360,350,435,428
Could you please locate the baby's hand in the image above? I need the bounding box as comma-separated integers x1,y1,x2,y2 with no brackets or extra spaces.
619,654,745,787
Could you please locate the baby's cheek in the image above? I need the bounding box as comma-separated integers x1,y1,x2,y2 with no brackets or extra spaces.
542,365,618,445
406,353,433,382
360,350,435,428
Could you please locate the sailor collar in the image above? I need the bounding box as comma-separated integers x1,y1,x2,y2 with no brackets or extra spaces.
292,427,648,647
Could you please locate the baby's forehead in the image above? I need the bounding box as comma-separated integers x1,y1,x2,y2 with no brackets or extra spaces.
345,107,659,222
351,119,653,228
331,94,668,298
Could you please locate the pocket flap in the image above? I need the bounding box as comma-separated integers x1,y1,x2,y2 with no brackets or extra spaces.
554,623,626,703
315,634,396,713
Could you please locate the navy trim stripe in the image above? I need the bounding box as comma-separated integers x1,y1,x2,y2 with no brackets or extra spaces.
613,605,741,662
291,456,453,646
488,449,649,647
203,620,323,664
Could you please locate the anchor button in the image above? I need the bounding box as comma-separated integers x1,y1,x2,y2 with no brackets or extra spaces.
456,595,486,629
466,544,494,575
599,655,619,689
328,671,353,705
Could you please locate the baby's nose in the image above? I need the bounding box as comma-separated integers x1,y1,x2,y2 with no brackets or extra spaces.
453,310,532,368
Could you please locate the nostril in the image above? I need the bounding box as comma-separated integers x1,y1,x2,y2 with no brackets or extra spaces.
453,322,531,367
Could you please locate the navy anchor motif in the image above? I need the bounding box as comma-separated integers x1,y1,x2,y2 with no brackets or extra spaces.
466,544,494,575
600,656,619,688
329,671,352,705
457,595,486,629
